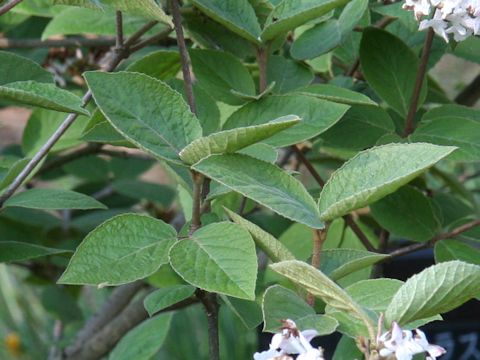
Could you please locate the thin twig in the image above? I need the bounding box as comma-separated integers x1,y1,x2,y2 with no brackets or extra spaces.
307,228,328,306
292,145,325,187
404,28,434,137
37,144,102,176
170,0,196,114
0,21,163,208
0,0,23,16
256,46,268,93
115,11,124,50
388,218,480,258
196,290,220,360
0,37,116,49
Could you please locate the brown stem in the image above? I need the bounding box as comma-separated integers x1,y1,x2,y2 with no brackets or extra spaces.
403,28,434,137
170,0,196,114
0,20,162,208
292,147,376,252
0,0,23,15
388,218,480,258
196,290,220,360
115,11,124,50
0,37,116,49
256,46,268,92
307,228,328,306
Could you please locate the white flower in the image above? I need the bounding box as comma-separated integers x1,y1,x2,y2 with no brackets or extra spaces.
253,319,324,360
403,0,480,41
378,322,446,360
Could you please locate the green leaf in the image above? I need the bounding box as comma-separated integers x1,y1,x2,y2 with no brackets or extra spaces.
333,336,363,360
126,50,181,81
291,20,342,60
23,108,89,156
318,143,456,221
84,71,202,164
372,2,418,32
109,314,173,360
262,285,312,331
435,240,480,265
224,208,295,262
223,94,349,147
266,55,313,93
112,179,176,208
193,154,324,228
371,186,440,242
167,78,221,136
190,0,261,44
81,109,130,146
42,7,164,40
59,214,177,286
4,188,106,210
270,260,374,333
338,0,369,36
320,249,390,280
385,261,480,326
221,296,263,329
0,242,70,263
53,0,172,26
319,105,394,151
239,143,278,163
0,81,89,115
0,51,52,85
144,285,196,316
360,28,427,117
179,115,300,165
326,278,403,337
190,49,256,105
297,84,377,106
411,105,480,161
262,0,350,41
169,222,257,300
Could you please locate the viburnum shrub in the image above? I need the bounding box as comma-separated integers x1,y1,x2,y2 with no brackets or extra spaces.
0,0,479,359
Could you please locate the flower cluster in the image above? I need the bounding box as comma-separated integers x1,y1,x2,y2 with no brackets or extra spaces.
377,322,447,360
403,0,480,41
253,319,325,360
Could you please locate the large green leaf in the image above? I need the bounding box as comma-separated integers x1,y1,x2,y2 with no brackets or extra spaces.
270,260,374,333
262,285,338,334
144,285,196,316
59,214,177,286
169,222,257,300
262,0,350,41
42,7,164,40
319,105,394,151
126,50,180,81
385,261,480,326
4,188,106,210
223,94,349,147
411,105,480,161
320,249,389,280
53,0,172,26
0,242,70,263
112,179,175,208
435,240,480,265
318,143,456,221
266,55,313,93
360,28,427,117
179,115,299,165
0,81,89,115
193,154,324,228
23,108,89,156
326,278,403,337
224,208,295,262
291,20,342,60
296,84,377,106
84,71,202,164
370,186,440,242
0,51,52,85
109,314,173,360
190,0,261,44
190,49,256,105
